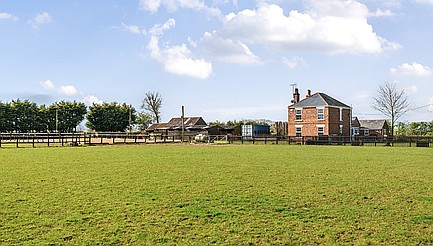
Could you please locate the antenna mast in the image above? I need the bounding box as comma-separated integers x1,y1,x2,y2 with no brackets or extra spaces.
290,83,297,94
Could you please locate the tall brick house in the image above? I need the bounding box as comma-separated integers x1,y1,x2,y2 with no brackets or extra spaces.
288,89,352,137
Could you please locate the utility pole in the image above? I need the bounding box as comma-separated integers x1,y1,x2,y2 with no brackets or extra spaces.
181,106,185,142
129,105,132,133
55,108,59,133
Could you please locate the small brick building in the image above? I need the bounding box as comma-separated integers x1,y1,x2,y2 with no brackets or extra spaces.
288,89,352,137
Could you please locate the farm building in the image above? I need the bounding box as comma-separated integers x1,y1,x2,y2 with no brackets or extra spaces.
241,125,271,139
351,117,361,137
146,117,240,137
351,118,389,138
288,88,352,137
358,119,389,138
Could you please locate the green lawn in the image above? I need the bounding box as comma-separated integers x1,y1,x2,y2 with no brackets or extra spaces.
1,145,432,245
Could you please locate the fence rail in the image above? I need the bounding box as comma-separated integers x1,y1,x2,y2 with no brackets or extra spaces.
1,133,432,148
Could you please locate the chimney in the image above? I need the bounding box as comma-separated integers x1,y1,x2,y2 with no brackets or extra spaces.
306,89,311,98
292,88,300,104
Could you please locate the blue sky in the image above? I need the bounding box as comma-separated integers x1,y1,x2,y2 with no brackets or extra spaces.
1,0,433,123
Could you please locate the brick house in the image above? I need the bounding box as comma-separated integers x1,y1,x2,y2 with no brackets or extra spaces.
358,119,389,138
288,89,352,137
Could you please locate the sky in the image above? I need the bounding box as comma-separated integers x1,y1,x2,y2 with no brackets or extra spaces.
1,0,433,124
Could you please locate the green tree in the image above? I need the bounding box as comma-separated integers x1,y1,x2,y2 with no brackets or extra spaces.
136,112,153,131
10,99,40,132
86,102,136,132
0,101,13,132
47,101,87,132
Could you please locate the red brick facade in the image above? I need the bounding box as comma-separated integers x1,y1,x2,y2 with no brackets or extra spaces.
287,91,352,137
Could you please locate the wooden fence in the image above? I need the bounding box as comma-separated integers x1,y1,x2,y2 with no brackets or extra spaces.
0,132,196,148
1,133,432,148
226,135,433,147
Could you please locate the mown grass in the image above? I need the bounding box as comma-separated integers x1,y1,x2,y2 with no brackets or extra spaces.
1,144,432,245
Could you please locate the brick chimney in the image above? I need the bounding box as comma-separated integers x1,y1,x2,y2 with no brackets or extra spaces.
306,89,311,98
292,88,300,104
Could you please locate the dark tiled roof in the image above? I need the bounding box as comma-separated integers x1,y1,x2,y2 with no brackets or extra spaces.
289,93,351,108
359,119,388,130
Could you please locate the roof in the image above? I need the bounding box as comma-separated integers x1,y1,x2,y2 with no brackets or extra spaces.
352,117,360,127
166,117,207,127
289,92,351,109
146,117,207,131
146,123,168,131
359,119,388,130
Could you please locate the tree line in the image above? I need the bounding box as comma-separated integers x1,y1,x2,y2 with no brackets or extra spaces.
0,92,162,133
396,121,433,136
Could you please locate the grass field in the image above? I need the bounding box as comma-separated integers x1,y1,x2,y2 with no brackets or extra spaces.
1,144,432,245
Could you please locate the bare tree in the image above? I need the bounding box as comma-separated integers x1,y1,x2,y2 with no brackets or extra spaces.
372,81,411,136
141,92,162,123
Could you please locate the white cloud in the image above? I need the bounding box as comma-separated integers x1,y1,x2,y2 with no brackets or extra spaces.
147,19,213,79
404,85,418,93
282,57,305,69
149,18,176,36
216,3,399,55
29,12,52,29
139,0,221,16
390,62,433,77
121,23,145,34
83,95,103,105
0,12,18,21
197,31,261,64
57,85,78,96
370,9,394,17
40,80,78,96
40,80,55,90
416,0,433,5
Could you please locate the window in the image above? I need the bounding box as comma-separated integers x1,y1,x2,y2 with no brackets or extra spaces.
317,108,324,120
296,127,302,137
352,127,359,136
339,125,343,135
364,128,369,136
340,108,343,121
295,109,302,121
317,127,324,136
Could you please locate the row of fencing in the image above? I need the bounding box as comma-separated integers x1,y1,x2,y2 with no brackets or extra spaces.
1,132,432,148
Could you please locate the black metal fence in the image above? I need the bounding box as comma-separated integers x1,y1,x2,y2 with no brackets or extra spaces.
1,133,432,148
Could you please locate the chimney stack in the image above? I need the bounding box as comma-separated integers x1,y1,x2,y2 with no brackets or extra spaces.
292,88,300,104
306,89,311,98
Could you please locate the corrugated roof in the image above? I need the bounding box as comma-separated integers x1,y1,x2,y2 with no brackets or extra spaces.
289,92,350,108
166,117,207,127
147,117,207,131
146,123,167,131
359,119,388,130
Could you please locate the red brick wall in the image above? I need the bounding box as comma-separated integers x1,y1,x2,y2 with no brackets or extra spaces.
288,106,351,137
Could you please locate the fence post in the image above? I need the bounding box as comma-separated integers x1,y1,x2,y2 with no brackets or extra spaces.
16,135,19,148
32,135,35,148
